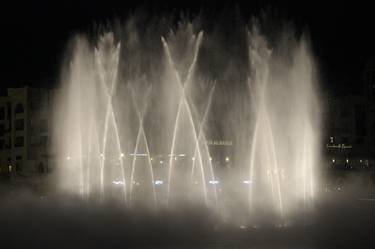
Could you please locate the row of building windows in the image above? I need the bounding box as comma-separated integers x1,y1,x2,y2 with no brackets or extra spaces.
0,119,24,135
0,118,49,137
0,136,49,149
0,103,24,120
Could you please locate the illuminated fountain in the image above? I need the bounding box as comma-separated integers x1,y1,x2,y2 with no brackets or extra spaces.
53,18,321,224
244,27,321,224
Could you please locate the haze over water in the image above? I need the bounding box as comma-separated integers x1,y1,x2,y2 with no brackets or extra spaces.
53,15,321,226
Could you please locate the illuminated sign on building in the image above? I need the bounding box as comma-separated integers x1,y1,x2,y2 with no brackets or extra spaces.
326,143,353,149
207,140,233,146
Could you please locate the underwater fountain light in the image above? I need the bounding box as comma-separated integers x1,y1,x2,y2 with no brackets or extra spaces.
113,181,125,185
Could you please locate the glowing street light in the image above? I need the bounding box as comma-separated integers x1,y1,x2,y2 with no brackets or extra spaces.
225,157,229,162
66,156,71,160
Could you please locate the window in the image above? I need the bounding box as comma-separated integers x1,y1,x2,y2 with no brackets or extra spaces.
15,103,24,114
40,136,48,146
15,119,24,131
30,101,36,112
14,136,24,147
40,119,48,132
0,124,5,136
30,135,39,146
15,159,22,172
38,162,45,174
5,138,11,149
7,103,11,120
0,107,5,120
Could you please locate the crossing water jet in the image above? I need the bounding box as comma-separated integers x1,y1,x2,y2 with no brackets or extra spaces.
53,17,321,225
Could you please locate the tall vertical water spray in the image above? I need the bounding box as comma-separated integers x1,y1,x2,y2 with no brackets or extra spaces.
53,17,321,224
245,26,320,224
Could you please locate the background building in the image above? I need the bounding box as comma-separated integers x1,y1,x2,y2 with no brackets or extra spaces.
0,87,53,177
324,60,375,170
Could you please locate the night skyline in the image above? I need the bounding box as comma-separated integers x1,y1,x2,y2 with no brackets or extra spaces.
1,0,375,92
1,2,375,248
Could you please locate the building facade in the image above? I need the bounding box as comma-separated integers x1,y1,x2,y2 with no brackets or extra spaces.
325,61,375,170
0,87,53,176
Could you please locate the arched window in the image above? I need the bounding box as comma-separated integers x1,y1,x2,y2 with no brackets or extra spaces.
15,103,24,114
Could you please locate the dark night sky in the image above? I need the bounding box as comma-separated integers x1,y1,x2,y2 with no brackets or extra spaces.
1,0,374,92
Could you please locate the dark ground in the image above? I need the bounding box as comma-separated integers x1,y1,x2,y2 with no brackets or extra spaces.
0,173,375,249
